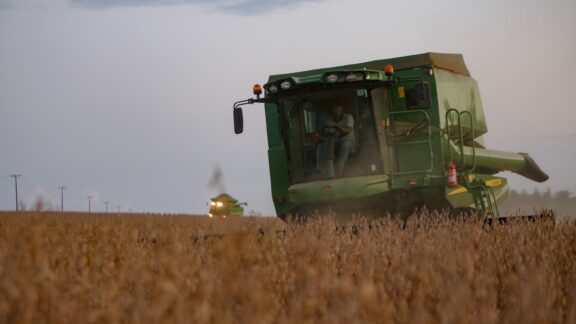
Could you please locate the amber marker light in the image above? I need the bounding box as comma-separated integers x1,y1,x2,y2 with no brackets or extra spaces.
253,84,263,98
384,64,394,77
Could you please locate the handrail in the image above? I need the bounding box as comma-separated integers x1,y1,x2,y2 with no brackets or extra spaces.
446,109,499,219
445,108,476,172
461,174,499,220
445,108,462,166
459,110,476,172
487,187,500,219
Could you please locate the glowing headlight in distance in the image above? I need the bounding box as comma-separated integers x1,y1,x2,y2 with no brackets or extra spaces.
216,201,223,207
346,73,358,82
210,201,216,206
208,213,213,218
326,74,338,83
268,84,278,94
280,81,292,90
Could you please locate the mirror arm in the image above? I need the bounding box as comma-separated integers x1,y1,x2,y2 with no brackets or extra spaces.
233,97,270,110
233,97,272,135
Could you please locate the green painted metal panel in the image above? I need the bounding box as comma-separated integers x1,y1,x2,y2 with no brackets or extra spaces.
264,103,293,216
288,175,390,204
435,68,488,137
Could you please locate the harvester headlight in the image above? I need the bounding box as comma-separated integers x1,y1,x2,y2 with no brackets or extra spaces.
280,81,292,90
345,73,358,82
268,84,278,94
208,213,213,218
210,201,216,206
216,201,223,207
326,73,338,83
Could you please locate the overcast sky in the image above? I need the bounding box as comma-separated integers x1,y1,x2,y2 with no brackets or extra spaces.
1,0,575,215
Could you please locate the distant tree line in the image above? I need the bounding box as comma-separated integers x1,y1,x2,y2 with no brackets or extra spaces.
500,188,576,218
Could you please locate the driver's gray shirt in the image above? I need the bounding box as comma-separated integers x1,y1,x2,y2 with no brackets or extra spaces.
325,114,355,144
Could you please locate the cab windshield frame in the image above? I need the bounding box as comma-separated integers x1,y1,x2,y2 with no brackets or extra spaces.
275,84,388,183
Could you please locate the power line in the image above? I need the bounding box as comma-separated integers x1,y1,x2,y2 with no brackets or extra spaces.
10,174,21,212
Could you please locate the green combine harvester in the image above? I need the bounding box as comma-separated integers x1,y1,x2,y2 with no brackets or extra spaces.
207,193,246,218
233,53,549,221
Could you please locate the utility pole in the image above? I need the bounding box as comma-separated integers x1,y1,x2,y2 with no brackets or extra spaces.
105,201,109,213
10,174,21,212
87,195,93,213
58,186,66,212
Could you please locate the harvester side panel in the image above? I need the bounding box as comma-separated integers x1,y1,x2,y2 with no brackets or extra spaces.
264,102,293,217
434,68,488,141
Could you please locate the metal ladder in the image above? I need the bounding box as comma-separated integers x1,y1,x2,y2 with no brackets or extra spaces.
445,109,499,220
462,174,500,220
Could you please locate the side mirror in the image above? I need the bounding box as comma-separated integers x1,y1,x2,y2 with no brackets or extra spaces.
233,108,244,134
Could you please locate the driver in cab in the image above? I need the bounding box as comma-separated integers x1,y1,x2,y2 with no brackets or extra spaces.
314,103,355,177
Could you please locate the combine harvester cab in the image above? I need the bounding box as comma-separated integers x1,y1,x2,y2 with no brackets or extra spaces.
233,53,549,221
207,193,246,218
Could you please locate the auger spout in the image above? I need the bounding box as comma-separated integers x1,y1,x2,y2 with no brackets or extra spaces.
454,145,549,182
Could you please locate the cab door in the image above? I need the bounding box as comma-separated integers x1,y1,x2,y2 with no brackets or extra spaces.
371,83,434,187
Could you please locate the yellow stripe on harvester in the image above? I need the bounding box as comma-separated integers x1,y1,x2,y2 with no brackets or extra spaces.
485,179,503,187
448,187,468,196
449,179,503,196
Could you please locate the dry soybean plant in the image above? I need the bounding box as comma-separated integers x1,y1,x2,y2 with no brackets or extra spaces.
0,211,574,323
